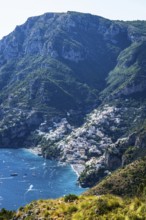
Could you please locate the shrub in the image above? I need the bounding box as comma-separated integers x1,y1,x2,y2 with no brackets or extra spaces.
67,205,78,213
64,194,78,202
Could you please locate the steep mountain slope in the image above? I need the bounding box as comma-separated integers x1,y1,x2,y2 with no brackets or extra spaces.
0,12,146,188
86,157,146,197
0,11,134,147
0,12,131,114
101,41,146,98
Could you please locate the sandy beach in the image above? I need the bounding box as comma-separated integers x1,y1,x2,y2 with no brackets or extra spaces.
71,164,85,177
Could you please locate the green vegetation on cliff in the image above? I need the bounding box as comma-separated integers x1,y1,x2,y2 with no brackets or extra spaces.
101,41,146,99
86,157,146,197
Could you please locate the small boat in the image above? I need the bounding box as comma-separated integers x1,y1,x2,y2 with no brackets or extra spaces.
10,173,18,176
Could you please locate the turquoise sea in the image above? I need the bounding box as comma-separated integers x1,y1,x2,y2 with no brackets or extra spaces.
0,148,85,210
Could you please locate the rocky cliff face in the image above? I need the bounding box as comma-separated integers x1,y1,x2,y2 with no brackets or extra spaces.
0,11,146,187
0,12,132,61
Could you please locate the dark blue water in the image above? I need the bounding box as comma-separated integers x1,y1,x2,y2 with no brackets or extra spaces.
0,148,85,210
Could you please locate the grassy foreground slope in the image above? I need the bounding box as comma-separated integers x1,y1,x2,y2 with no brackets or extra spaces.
13,194,146,220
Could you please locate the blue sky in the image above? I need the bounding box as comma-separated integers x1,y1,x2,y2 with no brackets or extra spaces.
0,0,146,39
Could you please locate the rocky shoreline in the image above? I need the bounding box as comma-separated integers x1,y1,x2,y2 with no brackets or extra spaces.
26,146,43,156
